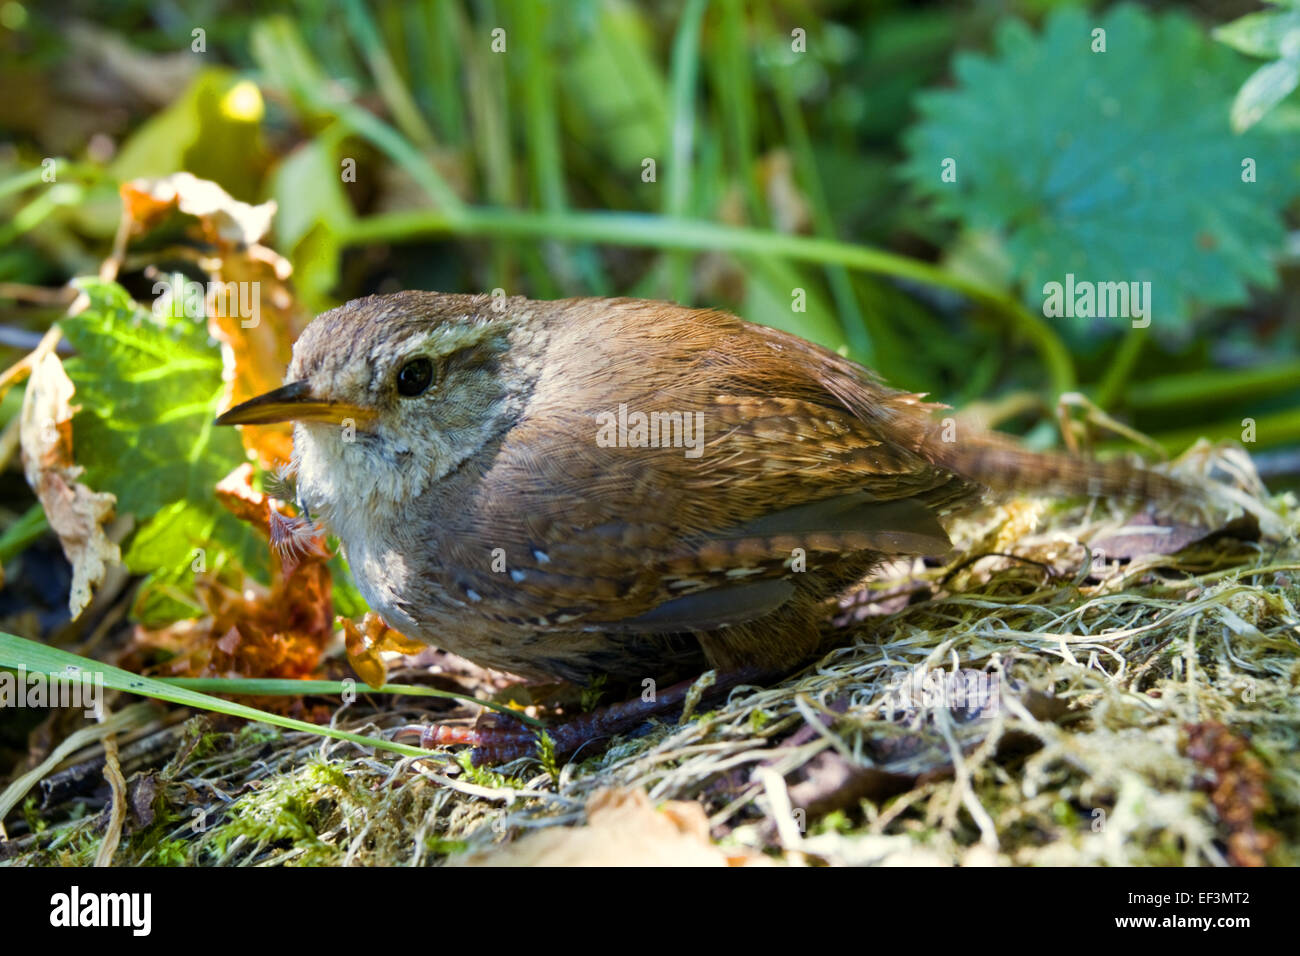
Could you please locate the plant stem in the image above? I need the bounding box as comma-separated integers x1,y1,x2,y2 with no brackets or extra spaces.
1126,361,1300,410
341,207,1077,394
1094,324,1147,410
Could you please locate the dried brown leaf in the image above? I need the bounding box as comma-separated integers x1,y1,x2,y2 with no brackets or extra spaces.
119,173,310,469
449,788,766,867
126,464,332,682
19,350,121,618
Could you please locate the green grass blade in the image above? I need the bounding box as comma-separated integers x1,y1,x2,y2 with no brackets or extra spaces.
159,677,544,726
342,0,437,151
342,207,1076,394
664,0,708,301
0,632,535,760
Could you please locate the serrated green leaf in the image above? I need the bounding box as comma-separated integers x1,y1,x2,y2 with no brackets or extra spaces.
60,278,266,621
903,4,1300,335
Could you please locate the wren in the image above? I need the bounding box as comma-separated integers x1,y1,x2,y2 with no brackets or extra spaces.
218,291,1184,686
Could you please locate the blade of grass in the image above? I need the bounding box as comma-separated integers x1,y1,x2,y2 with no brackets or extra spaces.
159,676,543,726
461,0,517,289
761,3,873,363
425,0,467,145
343,0,438,151
0,504,48,564
0,632,537,761
664,0,709,302
1126,362,1300,410
342,207,1076,394
1093,324,1148,410
0,183,87,245
514,0,606,294
713,0,765,224
0,161,92,201
1116,406,1300,455
251,17,465,219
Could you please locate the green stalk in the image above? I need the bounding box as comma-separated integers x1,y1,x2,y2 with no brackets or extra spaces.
425,0,466,145
341,207,1076,394
714,0,764,223
0,633,434,758
1094,324,1148,410
342,0,437,151
1126,362,1300,410
0,504,48,564
1129,406,1300,455
0,634,546,771
515,1,606,294
255,17,464,218
768,29,872,362
161,677,543,726
664,0,709,302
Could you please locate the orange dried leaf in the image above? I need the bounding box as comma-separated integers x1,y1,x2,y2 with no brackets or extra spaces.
130,464,333,683
215,462,270,530
341,617,388,690
365,611,425,656
120,172,275,246
118,173,310,470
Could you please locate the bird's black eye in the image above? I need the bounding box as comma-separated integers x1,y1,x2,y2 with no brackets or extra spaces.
396,357,435,397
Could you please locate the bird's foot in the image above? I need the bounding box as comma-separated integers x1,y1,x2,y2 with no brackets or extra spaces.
394,668,765,765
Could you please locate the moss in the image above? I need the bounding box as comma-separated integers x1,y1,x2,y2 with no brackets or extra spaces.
424,834,469,857
21,795,46,835
454,750,526,790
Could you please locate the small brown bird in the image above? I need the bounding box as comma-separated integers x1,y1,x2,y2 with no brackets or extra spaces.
218,292,1181,687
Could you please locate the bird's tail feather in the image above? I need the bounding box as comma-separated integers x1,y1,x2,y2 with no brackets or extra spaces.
924,429,1193,503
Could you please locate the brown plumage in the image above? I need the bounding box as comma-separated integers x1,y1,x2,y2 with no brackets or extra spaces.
217,291,1187,684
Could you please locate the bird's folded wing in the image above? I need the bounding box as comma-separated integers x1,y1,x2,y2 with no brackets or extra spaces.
586,493,952,633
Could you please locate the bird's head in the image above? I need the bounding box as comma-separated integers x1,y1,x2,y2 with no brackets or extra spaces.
217,291,547,536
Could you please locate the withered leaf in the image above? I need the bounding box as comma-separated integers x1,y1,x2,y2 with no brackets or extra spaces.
1089,511,1259,561
449,788,765,867
127,464,332,682
120,173,311,469
20,349,121,618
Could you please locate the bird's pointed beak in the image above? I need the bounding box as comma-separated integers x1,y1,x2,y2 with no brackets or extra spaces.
215,381,377,427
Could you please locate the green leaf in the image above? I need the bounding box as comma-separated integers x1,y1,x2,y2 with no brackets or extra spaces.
1231,57,1300,132
270,135,353,314
903,4,1300,335
123,500,265,626
110,69,267,203
60,278,265,620
1214,10,1300,59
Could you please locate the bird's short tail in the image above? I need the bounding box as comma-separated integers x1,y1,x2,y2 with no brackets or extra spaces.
923,429,1193,503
